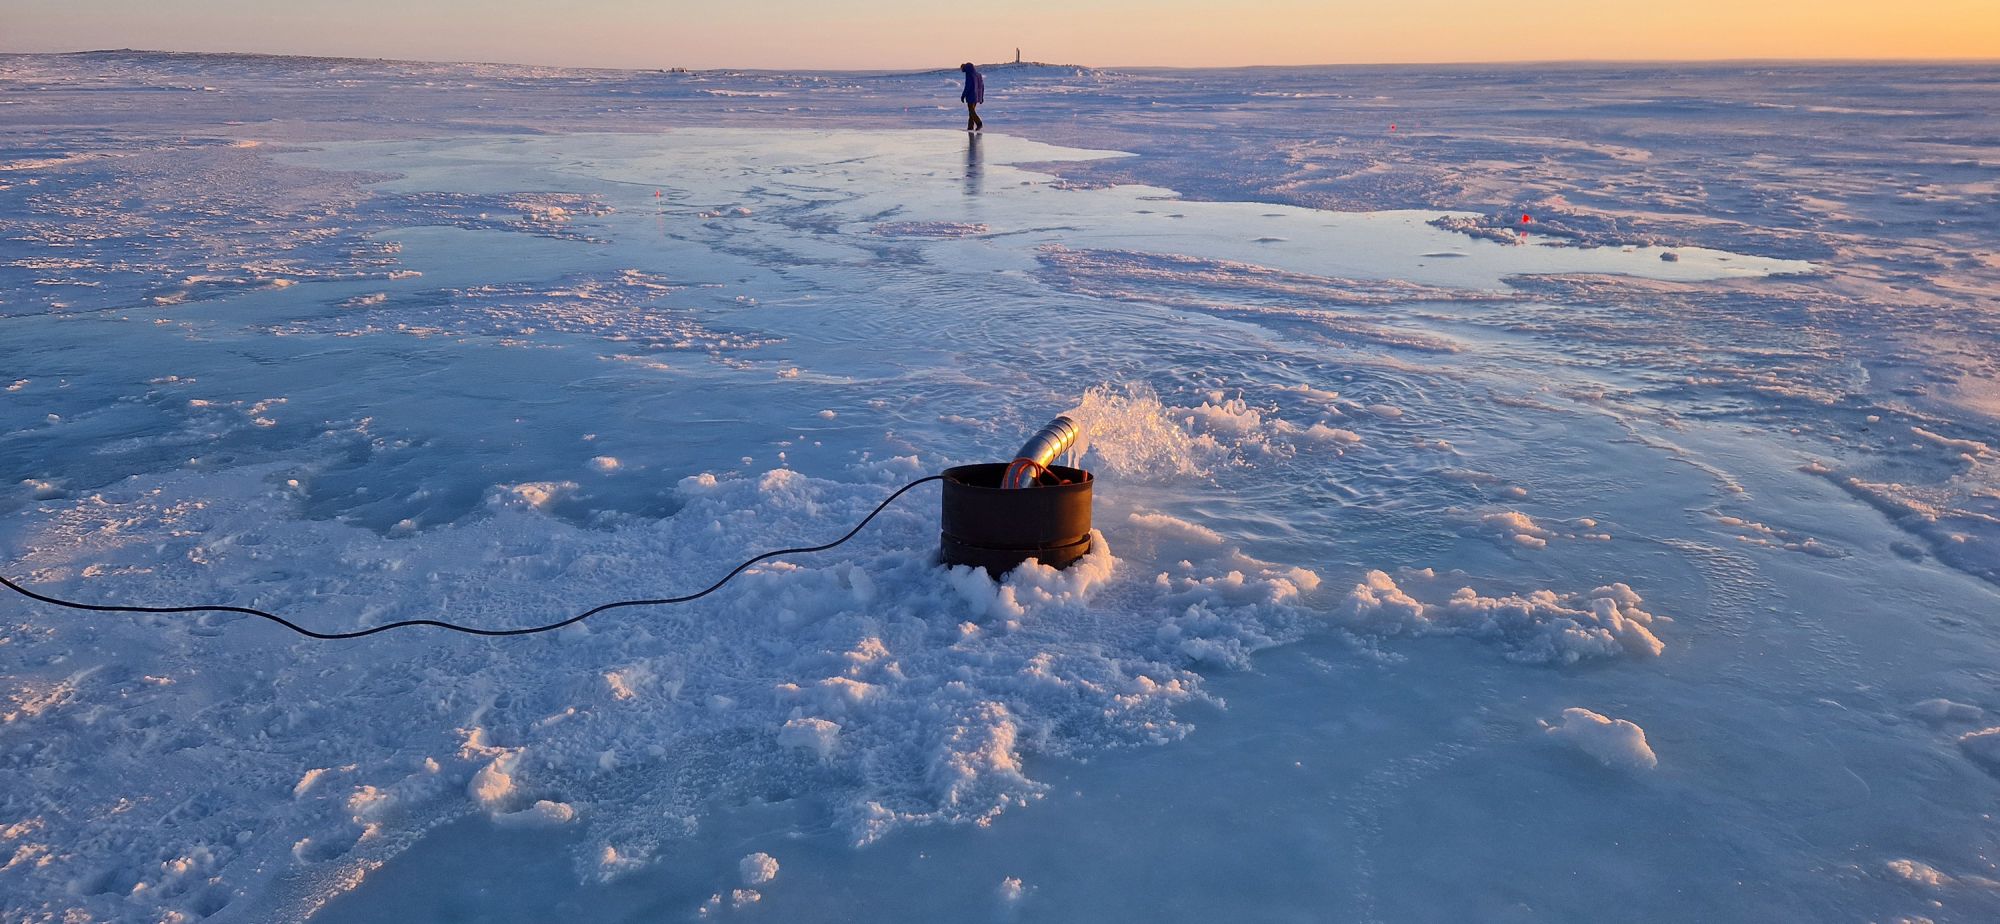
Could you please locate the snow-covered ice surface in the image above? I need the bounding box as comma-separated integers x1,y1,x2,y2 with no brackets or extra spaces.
3,52,1999,922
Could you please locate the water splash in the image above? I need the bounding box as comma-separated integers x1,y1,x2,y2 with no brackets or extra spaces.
1063,384,1221,481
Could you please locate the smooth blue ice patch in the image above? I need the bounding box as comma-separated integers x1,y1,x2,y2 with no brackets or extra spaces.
283,128,1813,293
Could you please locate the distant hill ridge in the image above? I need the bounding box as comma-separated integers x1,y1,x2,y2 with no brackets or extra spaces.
909,61,1097,76
35,48,1098,77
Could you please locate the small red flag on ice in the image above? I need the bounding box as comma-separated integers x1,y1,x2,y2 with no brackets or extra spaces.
1521,214,1532,223
1390,123,1397,131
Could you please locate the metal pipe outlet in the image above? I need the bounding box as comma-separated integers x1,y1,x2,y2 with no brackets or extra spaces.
1002,415,1081,488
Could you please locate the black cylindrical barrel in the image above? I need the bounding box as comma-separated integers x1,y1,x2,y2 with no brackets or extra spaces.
939,463,1093,574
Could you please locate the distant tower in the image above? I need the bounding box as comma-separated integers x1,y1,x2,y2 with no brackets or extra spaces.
1015,48,1022,64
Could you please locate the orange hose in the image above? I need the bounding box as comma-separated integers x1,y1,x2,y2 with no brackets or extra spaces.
1003,458,1045,488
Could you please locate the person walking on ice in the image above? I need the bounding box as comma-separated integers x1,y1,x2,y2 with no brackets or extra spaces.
960,62,985,132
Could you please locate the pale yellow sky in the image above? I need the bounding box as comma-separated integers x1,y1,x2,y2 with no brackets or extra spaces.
7,0,1997,69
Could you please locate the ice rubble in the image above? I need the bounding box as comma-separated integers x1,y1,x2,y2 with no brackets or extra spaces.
0,382,1674,920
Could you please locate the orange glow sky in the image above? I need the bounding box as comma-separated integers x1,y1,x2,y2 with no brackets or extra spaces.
6,0,1998,69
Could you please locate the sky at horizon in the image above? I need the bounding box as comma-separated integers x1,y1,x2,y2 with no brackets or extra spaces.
6,0,1998,70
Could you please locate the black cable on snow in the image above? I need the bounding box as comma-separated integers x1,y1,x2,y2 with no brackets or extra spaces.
0,475,944,640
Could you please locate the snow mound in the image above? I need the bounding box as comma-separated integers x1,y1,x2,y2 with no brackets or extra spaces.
1477,511,1555,550
496,481,576,511
1958,728,2000,774
739,852,778,885
1884,858,1952,889
778,717,842,760
493,800,577,829
997,875,1029,903
1542,707,1659,771
1342,570,1667,663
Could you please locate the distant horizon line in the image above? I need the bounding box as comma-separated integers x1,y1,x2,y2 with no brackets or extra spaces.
5,46,1996,74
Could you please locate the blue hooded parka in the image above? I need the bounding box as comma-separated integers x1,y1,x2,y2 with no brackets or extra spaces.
960,63,985,105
